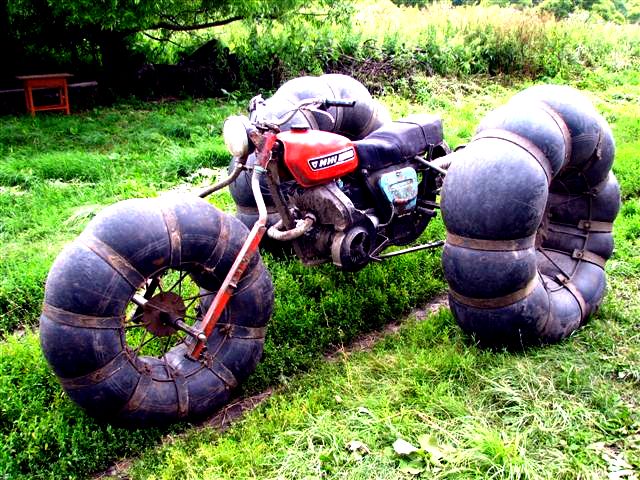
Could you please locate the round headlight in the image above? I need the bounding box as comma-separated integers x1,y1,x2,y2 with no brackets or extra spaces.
223,116,250,158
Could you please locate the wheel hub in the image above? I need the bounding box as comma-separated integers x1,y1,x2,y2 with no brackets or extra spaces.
142,291,186,337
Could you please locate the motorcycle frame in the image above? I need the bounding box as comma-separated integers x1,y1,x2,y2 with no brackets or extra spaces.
190,128,449,359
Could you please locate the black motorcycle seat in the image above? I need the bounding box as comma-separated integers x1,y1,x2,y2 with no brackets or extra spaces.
354,114,443,171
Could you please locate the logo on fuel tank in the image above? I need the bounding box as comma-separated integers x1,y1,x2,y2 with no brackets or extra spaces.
308,147,355,171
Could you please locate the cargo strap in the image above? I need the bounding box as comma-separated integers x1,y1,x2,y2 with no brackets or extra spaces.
474,129,553,183
537,103,572,166
577,220,613,232
571,248,606,268
79,233,145,289
446,232,535,252
547,223,588,237
205,214,231,271
60,351,129,389
217,323,267,340
204,354,238,389
42,303,122,329
119,373,154,414
159,202,182,269
555,273,587,319
173,374,190,419
449,275,539,309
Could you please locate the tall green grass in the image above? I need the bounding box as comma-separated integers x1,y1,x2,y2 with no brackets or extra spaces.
0,98,239,333
214,0,640,90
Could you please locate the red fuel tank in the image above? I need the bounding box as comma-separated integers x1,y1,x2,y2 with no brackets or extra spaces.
277,127,359,187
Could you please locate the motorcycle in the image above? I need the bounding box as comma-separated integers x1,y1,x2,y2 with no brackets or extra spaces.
39,75,619,426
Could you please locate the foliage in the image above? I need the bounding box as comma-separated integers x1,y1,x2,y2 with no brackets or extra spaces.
0,0,351,88
217,1,640,92
0,67,639,478
538,0,640,22
389,0,640,22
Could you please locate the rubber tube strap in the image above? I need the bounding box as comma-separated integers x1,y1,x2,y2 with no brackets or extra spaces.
536,103,572,165
555,273,587,319
449,275,538,309
173,374,190,418
119,373,153,414
159,203,182,269
577,220,613,233
547,223,588,238
572,249,607,268
473,129,552,183
60,351,129,389
446,232,535,252
217,323,267,340
204,354,238,389
205,214,230,271
42,303,122,329
79,233,145,289
586,176,610,196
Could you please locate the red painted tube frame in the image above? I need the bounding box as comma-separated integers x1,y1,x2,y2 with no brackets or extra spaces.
190,133,277,359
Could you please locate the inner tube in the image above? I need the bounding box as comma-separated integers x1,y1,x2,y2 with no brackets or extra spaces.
40,195,273,425
441,85,620,347
230,74,390,232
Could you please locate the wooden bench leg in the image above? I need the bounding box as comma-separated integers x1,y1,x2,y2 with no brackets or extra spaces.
24,85,35,117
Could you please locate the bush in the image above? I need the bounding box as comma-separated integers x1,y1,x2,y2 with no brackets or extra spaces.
221,2,640,91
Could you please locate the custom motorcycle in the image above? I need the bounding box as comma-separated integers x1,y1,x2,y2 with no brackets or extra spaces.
40,74,619,426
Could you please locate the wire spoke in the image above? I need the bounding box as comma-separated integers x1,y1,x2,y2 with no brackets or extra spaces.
162,336,173,355
134,330,150,356
184,290,216,302
167,270,190,293
124,322,147,330
126,310,145,325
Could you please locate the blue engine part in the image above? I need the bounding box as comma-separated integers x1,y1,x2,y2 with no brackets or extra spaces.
378,167,419,215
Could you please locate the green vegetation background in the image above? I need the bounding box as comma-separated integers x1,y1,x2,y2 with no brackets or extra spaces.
0,1,639,478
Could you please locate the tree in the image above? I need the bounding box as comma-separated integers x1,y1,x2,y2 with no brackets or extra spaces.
2,0,349,88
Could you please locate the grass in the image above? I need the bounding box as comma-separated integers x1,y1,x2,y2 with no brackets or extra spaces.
126,284,640,479
0,98,240,333
0,62,639,480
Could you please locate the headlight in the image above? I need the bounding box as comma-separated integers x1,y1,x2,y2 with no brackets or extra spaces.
223,116,251,158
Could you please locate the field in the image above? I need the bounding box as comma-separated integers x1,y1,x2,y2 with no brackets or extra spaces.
1,1,640,478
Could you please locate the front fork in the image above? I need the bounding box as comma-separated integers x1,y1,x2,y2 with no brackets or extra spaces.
189,132,277,359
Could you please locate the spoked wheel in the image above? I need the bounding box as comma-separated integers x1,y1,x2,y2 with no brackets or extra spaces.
40,195,273,426
123,270,208,360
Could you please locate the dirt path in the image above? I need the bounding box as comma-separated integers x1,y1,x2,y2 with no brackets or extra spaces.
93,294,449,479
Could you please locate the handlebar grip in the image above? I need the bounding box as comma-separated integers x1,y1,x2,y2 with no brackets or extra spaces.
324,99,356,108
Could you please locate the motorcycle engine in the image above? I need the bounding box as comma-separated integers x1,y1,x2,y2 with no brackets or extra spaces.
277,114,445,272
285,181,377,272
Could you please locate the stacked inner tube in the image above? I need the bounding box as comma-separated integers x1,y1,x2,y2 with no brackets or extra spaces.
230,74,390,231
40,195,273,425
441,85,620,347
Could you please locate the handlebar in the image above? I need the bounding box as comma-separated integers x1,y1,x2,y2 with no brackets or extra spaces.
323,99,356,108
251,96,357,129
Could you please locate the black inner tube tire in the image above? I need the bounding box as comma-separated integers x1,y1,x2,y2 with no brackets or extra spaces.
441,85,621,347
40,195,273,425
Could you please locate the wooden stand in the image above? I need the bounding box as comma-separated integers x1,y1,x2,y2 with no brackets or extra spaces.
17,74,72,116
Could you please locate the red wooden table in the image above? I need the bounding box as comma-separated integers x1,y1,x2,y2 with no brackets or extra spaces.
17,73,73,116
